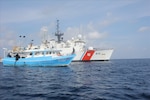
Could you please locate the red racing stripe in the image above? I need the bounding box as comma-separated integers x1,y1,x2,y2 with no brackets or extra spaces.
82,50,95,61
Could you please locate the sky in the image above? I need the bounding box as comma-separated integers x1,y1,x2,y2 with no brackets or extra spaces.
0,0,150,59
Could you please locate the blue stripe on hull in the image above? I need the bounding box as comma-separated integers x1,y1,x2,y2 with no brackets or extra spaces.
2,54,75,67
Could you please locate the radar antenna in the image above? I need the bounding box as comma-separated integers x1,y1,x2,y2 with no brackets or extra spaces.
55,20,64,43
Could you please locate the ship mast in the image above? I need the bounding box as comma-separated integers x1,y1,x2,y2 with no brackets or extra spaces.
55,20,64,43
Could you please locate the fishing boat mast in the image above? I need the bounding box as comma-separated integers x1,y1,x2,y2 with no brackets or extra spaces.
55,20,64,43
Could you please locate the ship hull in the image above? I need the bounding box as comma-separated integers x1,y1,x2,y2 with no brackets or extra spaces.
73,49,113,61
2,54,75,67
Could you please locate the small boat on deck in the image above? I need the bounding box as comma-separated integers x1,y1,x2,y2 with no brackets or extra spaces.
2,49,75,67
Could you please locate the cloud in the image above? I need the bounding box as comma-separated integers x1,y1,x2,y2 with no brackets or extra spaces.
88,31,108,39
96,11,120,28
0,27,19,57
0,27,18,47
106,12,112,17
138,26,150,32
0,6,44,24
64,27,81,40
100,20,113,27
64,21,108,41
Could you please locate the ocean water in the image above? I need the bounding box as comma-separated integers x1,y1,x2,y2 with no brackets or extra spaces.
0,59,150,100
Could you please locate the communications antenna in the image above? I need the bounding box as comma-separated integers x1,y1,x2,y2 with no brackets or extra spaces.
55,20,64,43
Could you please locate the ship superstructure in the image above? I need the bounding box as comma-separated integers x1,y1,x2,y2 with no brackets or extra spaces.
51,20,113,61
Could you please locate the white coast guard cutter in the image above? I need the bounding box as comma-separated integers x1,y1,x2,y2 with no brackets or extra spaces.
48,34,113,61
30,20,113,61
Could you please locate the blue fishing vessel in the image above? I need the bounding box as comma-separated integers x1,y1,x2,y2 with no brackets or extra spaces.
2,49,75,67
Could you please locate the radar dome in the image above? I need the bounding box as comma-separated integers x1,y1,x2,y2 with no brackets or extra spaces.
78,34,82,39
